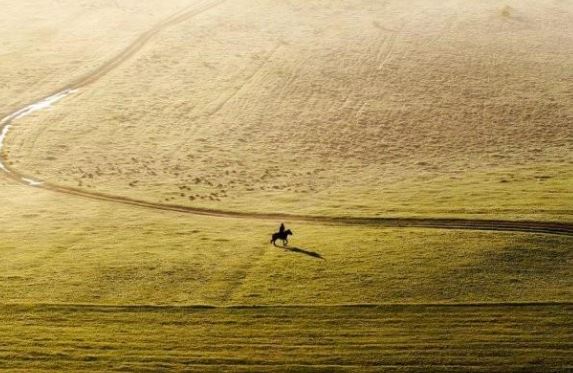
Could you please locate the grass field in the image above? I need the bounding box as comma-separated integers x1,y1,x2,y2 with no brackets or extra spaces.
2,185,571,306
2,304,571,372
1,0,572,371
6,0,573,221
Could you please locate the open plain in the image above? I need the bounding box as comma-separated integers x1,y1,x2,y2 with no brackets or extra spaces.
1,0,572,371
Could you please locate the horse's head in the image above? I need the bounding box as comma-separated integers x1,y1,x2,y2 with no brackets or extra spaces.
285,229,293,236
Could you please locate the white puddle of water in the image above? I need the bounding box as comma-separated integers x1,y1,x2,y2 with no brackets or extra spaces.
21,177,44,187
0,89,77,185
0,124,12,172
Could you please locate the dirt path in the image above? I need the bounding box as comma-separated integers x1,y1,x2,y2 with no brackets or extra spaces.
1,0,572,236
4,301,572,310
0,0,227,119
5,160,573,235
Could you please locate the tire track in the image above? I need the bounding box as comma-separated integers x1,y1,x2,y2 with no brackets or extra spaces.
68,0,228,91
2,301,572,311
207,41,283,117
0,0,226,121
7,172,573,236
0,1,572,237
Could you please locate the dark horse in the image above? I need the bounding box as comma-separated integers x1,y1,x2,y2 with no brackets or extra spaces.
271,229,293,246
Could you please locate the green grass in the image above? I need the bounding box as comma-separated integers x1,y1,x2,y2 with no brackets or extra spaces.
1,185,571,305
1,0,572,370
1,155,572,372
1,304,571,372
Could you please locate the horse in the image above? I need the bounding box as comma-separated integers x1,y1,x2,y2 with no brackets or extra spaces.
271,229,293,246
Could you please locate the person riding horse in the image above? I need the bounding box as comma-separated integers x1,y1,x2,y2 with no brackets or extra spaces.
271,223,292,246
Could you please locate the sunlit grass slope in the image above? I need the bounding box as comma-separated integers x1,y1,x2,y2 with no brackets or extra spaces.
0,0,191,113
6,0,573,220
1,180,572,370
1,185,571,305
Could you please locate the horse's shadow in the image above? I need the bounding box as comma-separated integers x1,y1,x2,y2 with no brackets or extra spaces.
281,245,325,260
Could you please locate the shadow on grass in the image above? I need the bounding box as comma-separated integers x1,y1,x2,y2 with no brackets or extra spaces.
283,246,325,260
418,235,571,299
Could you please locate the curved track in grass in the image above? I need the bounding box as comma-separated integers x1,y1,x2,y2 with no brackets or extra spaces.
1,0,572,237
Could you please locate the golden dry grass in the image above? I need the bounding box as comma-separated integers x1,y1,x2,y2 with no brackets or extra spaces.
0,0,192,113
5,0,573,220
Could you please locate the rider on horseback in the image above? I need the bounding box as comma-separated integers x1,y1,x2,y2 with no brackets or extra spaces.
271,223,292,246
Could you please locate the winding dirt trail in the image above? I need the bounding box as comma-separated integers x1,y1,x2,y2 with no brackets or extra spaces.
4,301,573,311
1,0,227,117
1,0,572,236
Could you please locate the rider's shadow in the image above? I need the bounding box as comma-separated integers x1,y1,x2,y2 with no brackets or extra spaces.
282,246,325,260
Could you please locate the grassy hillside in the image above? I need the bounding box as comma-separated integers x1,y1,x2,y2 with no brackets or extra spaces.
1,182,572,369
1,0,572,371
5,0,573,220
1,186,571,306
2,178,568,370
0,0,191,113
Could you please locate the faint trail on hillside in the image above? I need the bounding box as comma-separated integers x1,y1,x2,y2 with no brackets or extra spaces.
69,0,228,91
7,169,573,236
206,42,283,117
0,0,572,237
0,0,226,120
2,301,572,311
